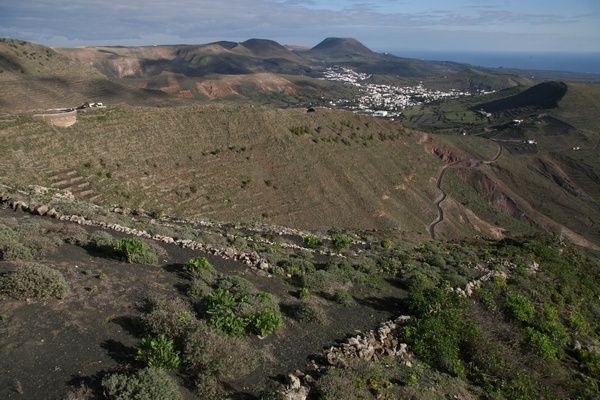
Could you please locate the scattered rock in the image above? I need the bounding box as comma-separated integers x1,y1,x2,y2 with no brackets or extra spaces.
276,374,309,400
34,204,49,216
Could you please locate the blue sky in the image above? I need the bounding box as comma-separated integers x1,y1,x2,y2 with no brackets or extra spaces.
0,0,598,53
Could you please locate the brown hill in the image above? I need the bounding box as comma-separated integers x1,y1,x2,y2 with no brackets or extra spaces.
241,38,303,61
304,37,380,60
2,39,599,247
0,39,169,112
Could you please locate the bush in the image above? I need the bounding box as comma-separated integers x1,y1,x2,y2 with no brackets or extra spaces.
332,235,352,251
184,257,217,284
316,361,395,399
114,237,157,264
136,334,181,370
248,309,283,336
332,288,355,307
0,222,34,260
217,276,256,296
187,279,211,299
577,348,600,379
277,257,316,276
289,302,328,324
184,256,211,272
86,231,116,254
380,239,393,249
1,263,68,300
101,367,182,400
298,287,310,299
203,288,248,337
401,286,477,377
303,235,322,249
183,321,258,398
301,270,334,291
504,292,535,323
141,295,195,339
522,327,557,359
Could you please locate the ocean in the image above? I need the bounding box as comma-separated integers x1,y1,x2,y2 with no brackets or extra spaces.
393,51,600,74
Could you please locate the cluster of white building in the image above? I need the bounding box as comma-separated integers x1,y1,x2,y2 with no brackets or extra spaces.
320,66,472,118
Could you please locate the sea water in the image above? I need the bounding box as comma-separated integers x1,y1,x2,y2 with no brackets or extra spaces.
394,51,600,74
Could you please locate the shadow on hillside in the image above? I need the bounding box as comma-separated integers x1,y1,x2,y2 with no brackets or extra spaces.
163,262,187,278
355,296,405,314
101,339,137,365
66,371,107,399
111,315,145,338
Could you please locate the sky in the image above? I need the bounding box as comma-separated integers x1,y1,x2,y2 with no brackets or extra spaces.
1,0,599,54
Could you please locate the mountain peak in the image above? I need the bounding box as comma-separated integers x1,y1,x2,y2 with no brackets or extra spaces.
241,38,299,59
308,37,377,59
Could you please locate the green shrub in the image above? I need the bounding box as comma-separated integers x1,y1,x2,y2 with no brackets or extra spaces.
136,334,181,370
204,288,248,337
537,318,569,351
298,287,310,299
522,327,557,359
183,321,258,398
114,237,157,264
301,270,334,291
216,276,256,296
332,235,352,251
303,235,322,249
569,311,587,334
401,286,477,377
316,361,395,399
248,309,283,336
184,256,211,272
380,239,393,249
332,288,355,307
290,302,328,324
141,296,195,339
473,288,498,312
101,367,182,400
184,257,217,284
187,279,211,299
277,257,316,276
0,263,69,300
0,223,34,260
86,231,116,254
504,292,535,323
577,348,600,379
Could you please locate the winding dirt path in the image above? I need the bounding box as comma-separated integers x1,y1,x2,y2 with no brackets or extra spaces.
428,143,503,239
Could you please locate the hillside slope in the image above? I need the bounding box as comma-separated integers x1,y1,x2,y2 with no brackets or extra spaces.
0,39,168,112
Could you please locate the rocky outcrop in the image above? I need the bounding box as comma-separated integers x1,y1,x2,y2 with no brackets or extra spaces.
321,316,413,369
275,373,310,400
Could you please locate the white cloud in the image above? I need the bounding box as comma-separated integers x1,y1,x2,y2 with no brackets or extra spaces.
0,0,597,52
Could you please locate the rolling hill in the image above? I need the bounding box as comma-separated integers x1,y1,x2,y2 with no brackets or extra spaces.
2,36,600,400
0,39,169,112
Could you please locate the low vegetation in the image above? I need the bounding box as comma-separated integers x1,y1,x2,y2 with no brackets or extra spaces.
1,190,600,399
0,263,69,300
